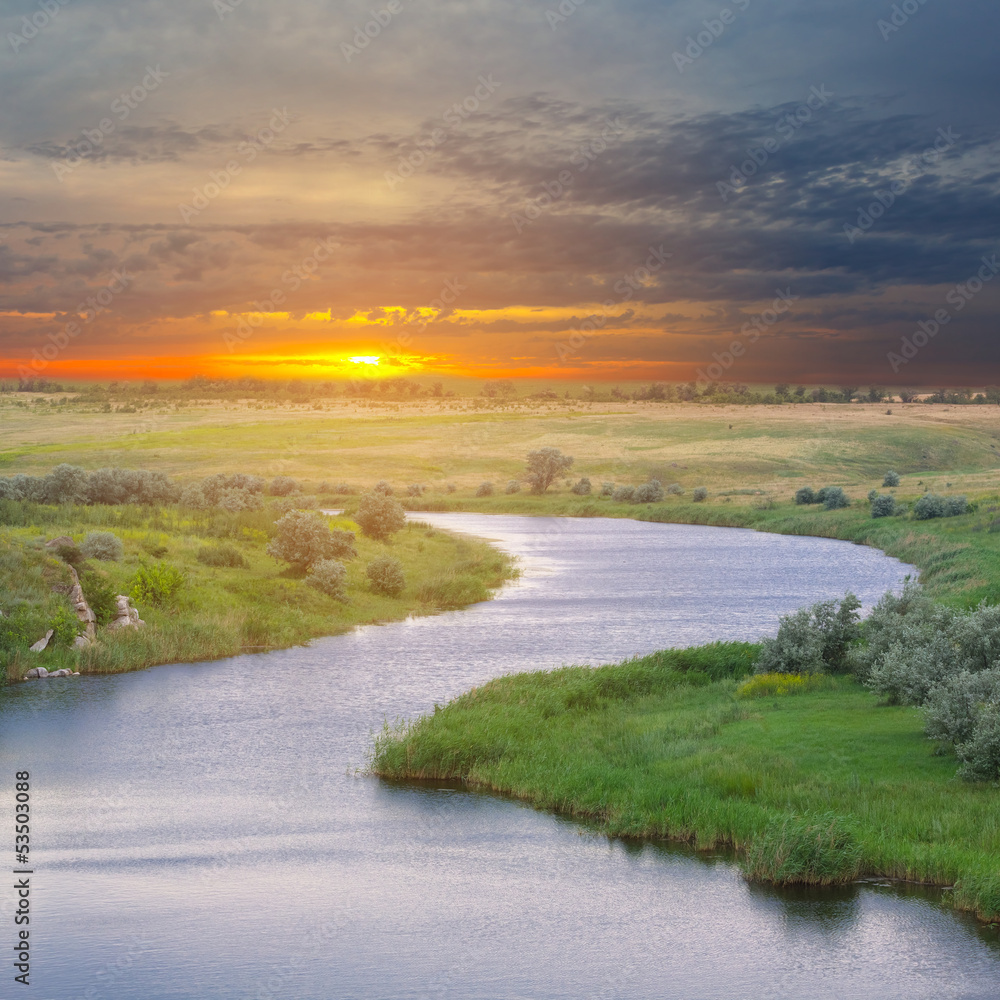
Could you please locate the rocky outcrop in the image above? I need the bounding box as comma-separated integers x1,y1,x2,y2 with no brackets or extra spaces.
106,595,145,630
28,630,54,652
66,564,97,646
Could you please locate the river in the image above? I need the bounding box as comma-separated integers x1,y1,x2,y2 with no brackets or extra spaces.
2,515,998,999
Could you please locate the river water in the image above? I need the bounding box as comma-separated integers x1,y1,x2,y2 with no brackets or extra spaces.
2,515,998,999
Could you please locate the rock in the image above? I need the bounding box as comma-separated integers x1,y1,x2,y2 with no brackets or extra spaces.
72,672,81,676
48,669,71,678
44,535,74,549
24,667,48,680
106,595,145,630
65,565,97,640
29,630,54,652
72,634,92,650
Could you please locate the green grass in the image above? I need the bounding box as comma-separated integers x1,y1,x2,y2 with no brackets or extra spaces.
371,647,1000,922
0,504,515,682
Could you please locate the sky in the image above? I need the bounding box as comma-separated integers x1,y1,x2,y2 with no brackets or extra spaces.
1,0,998,385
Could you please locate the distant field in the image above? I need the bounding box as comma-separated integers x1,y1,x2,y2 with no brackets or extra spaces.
2,398,999,498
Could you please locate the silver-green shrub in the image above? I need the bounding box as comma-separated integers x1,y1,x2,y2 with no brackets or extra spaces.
612,485,635,503
924,669,1000,747
692,486,708,502
306,559,347,600
883,470,901,487
80,531,123,561
870,494,898,518
754,593,861,675
633,479,663,503
570,477,592,496
505,480,521,494
956,707,1000,781
366,555,405,596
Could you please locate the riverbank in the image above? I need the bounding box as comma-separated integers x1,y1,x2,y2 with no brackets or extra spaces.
371,644,1000,924
0,505,515,682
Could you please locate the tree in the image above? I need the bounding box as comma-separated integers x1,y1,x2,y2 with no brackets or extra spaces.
354,491,406,541
266,510,356,570
839,386,858,402
524,447,573,494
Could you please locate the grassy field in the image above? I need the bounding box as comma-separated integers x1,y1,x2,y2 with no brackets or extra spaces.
2,397,999,498
0,505,513,682
371,647,1000,923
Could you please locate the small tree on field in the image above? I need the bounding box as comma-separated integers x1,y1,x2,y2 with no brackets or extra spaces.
570,477,592,495
267,510,356,570
355,491,406,541
525,447,573,494
883,470,901,487
475,482,494,497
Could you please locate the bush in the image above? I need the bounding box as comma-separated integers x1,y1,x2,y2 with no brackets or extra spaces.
366,555,405,596
914,493,967,520
666,482,684,495
269,475,300,496
354,491,406,541
333,482,356,495
795,487,816,504
883,470,901,487
445,484,457,493
79,571,118,626
600,482,615,497
406,484,423,497
956,707,1000,781
570,477,592,496
612,485,635,503
372,480,394,496
305,559,347,600
180,485,209,509
196,544,249,569
820,486,849,510
505,480,521,494
475,482,494,497
217,487,264,513
755,593,861,675
80,531,124,561
130,562,185,606
634,479,663,503
692,486,708,502
266,510,356,569
53,541,84,567
524,447,573,494
924,669,1000,748
870,494,898,518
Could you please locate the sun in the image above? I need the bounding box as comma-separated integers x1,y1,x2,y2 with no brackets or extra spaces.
349,356,380,365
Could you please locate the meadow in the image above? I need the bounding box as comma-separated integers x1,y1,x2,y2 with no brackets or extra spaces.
0,503,513,682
